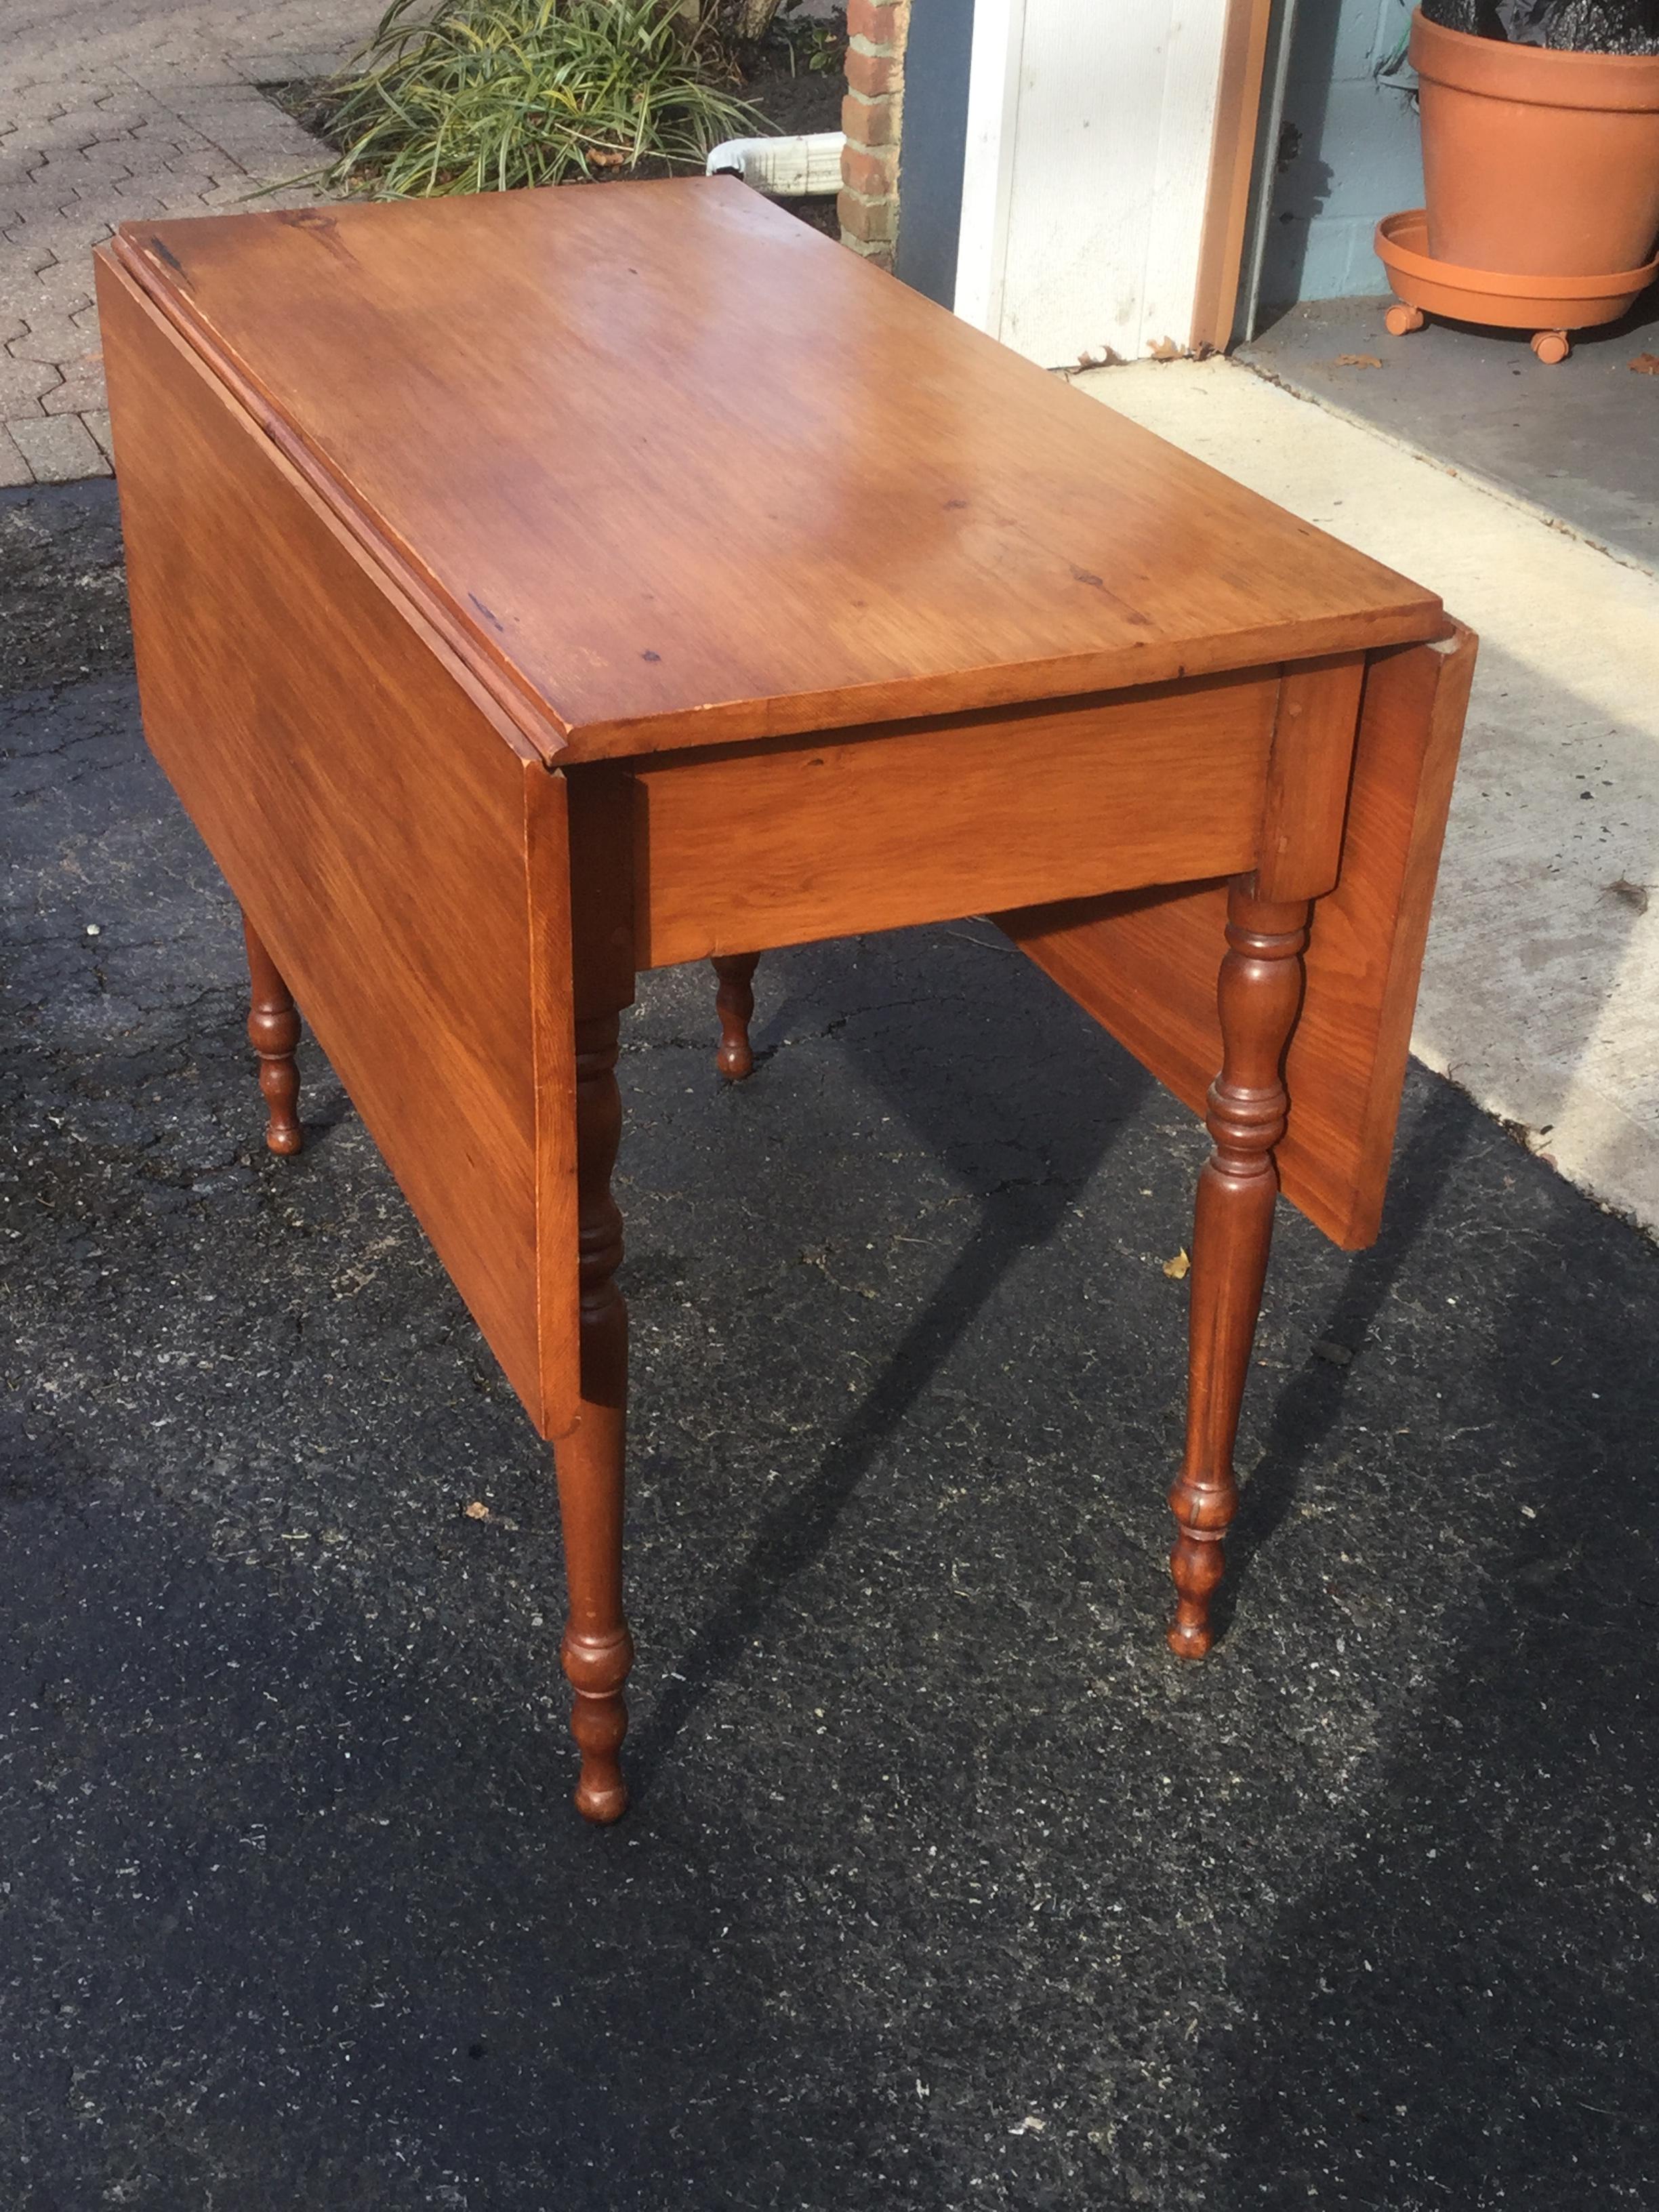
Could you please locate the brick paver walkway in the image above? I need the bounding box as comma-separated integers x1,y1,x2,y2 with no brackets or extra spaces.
1,0,382,485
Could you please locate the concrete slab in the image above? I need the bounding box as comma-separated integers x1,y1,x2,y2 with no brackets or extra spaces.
1079,355,1659,1238
1240,294,1659,577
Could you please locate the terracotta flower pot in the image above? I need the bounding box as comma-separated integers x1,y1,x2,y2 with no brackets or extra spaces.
1412,8,1659,278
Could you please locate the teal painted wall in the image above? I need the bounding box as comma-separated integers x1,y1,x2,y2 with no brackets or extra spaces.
1261,0,1422,308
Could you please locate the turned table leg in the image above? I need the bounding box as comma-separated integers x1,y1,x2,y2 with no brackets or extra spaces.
1168,876,1311,1659
712,952,760,1080
554,1008,636,1822
242,911,304,1156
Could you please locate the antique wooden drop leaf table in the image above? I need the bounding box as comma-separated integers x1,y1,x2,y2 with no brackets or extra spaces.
95,178,1475,1823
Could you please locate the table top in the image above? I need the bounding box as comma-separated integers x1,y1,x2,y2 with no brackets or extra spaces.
113,177,1443,764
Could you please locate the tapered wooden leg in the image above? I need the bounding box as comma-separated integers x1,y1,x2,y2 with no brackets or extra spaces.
555,1010,635,1822
242,912,303,1156
712,952,760,1080
1167,876,1311,1659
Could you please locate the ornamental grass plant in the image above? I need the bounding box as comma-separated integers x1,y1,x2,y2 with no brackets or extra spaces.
314,0,762,197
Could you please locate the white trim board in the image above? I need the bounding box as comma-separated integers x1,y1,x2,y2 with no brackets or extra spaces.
954,0,1233,369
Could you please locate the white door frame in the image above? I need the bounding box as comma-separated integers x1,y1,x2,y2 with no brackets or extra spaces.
953,0,1252,369
953,0,1027,342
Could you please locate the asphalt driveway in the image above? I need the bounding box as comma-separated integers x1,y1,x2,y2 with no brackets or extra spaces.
3,479,1657,2209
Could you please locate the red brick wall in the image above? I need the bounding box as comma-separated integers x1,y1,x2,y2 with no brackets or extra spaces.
839,0,911,270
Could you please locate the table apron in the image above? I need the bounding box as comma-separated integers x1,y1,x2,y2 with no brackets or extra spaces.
621,669,1282,967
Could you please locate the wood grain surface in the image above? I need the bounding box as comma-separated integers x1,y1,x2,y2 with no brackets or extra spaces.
1254,653,1366,903
98,253,583,1436
998,626,1477,1249
632,671,1278,966
110,180,1443,764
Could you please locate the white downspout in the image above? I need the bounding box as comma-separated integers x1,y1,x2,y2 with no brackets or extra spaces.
705,131,846,197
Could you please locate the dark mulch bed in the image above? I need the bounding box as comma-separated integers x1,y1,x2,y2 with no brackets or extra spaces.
260,12,846,237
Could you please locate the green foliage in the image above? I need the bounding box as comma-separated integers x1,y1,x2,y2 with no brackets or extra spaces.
313,0,763,197
776,0,846,74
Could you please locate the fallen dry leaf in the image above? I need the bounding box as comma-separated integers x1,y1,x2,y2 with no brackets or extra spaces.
463,1500,491,1521
1147,337,1183,362
1629,354,1659,374
1162,1248,1191,1281
1335,353,1383,369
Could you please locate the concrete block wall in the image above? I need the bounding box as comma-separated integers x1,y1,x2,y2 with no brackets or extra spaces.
1261,0,1423,308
